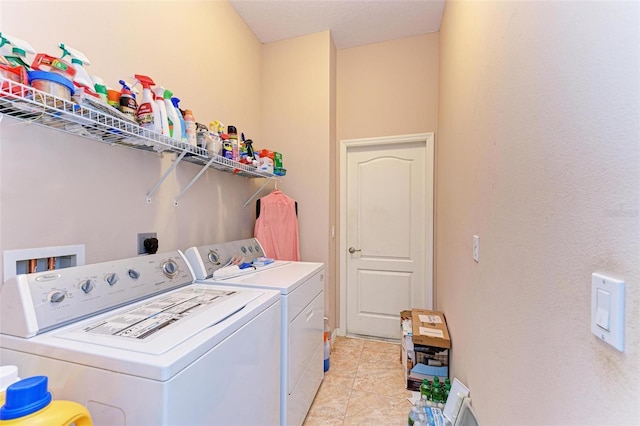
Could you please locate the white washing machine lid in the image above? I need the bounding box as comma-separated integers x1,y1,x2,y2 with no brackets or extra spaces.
204,262,324,294
0,284,280,381
55,285,257,355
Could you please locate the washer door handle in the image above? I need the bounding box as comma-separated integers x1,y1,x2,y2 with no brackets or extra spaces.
306,308,314,322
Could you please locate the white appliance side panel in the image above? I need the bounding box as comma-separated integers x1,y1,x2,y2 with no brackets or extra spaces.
288,290,324,394
289,339,324,426
287,269,324,323
0,299,282,426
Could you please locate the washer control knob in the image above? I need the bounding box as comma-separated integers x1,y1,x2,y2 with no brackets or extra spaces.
49,291,66,303
255,245,261,254
80,279,95,294
162,260,178,277
208,250,220,264
105,273,119,286
128,269,140,280
241,246,247,254
248,246,254,253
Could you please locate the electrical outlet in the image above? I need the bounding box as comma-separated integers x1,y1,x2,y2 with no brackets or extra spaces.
137,233,158,255
473,235,480,263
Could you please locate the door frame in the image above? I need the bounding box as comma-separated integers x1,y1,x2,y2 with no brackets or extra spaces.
338,133,435,336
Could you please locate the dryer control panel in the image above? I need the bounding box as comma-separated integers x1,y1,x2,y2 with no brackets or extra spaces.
0,251,194,338
184,238,266,280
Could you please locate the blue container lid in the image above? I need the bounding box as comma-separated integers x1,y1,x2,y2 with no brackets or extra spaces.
27,70,75,95
0,376,53,420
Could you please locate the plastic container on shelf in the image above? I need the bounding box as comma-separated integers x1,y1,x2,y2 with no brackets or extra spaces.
0,376,92,425
27,70,75,105
183,109,197,147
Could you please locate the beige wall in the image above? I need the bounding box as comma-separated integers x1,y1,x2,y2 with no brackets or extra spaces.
337,33,439,142
260,31,334,318
0,1,264,274
437,1,639,424
336,34,440,329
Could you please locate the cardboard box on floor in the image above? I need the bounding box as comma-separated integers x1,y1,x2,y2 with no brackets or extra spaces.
401,309,451,391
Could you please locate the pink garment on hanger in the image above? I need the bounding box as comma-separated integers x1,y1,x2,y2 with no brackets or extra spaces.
254,190,300,261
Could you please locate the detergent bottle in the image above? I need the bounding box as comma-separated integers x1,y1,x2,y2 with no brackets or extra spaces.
133,74,161,133
118,80,137,122
152,86,170,136
0,376,92,426
163,89,181,140
0,33,35,70
171,97,187,142
58,43,98,97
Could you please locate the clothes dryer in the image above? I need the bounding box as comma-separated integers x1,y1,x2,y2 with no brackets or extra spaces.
184,239,324,426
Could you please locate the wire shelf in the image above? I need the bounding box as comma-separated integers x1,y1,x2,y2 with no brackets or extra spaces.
0,77,274,180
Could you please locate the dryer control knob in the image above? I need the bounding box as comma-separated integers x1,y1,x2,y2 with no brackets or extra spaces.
162,260,178,277
208,250,220,264
105,273,119,286
49,291,66,303
128,269,140,280
80,279,95,294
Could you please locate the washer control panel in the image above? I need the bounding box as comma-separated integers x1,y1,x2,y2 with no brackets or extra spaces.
184,238,266,280
0,251,194,338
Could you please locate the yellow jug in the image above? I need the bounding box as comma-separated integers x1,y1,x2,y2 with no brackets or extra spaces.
0,376,92,426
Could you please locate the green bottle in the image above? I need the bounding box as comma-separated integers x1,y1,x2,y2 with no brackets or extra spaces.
432,378,443,403
444,378,451,402
420,379,431,401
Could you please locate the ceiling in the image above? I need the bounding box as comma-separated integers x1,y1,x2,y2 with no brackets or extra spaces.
229,0,446,50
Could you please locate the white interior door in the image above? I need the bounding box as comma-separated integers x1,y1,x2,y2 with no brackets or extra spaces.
341,133,434,339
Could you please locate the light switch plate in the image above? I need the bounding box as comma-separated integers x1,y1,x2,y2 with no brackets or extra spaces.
591,273,625,351
472,235,479,263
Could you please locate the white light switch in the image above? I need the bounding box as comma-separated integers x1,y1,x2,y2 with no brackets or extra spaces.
472,235,479,263
595,289,611,330
591,273,625,351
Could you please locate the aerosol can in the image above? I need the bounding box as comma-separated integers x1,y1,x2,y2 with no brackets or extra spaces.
133,74,161,133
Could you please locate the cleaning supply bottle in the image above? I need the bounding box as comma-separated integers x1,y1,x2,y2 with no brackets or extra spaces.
58,43,98,97
171,97,187,142
183,109,197,146
118,80,137,122
133,74,161,133
0,33,35,69
152,86,170,136
323,317,331,372
0,376,92,425
227,125,239,161
91,75,108,104
163,89,181,140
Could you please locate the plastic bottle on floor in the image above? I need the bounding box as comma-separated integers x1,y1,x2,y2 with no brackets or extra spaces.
407,403,422,426
323,317,331,372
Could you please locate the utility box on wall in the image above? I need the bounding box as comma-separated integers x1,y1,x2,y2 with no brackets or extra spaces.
3,245,85,282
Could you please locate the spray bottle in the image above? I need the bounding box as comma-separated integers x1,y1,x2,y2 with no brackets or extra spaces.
152,86,170,136
163,89,181,140
0,33,35,69
133,74,161,133
118,80,137,122
58,43,98,96
171,97,187,142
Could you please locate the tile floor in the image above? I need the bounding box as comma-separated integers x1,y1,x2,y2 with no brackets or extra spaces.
303,336,412,425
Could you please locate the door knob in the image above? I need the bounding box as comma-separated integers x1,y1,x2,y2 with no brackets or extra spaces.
348,247,362,254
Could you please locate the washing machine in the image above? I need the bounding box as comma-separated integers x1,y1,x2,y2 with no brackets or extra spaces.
0,250,281,426
184,239,324,426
